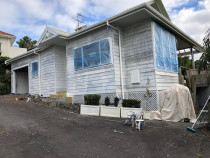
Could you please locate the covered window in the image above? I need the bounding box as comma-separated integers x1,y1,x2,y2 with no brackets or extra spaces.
32,62,38,78
154,23,178,72
74,38,111,70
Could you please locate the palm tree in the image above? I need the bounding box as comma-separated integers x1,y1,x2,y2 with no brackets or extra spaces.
16,36,37,51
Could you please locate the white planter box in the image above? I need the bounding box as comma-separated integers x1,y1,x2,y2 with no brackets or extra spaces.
143,111,151,120
121,107,143,118
80,105,100,116
100,106,121,118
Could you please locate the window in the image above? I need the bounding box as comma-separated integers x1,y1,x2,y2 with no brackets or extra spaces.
74,39,111,70
154,23,178,72
32,62,38,78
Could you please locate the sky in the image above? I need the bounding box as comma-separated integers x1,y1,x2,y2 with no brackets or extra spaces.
0,0,209,51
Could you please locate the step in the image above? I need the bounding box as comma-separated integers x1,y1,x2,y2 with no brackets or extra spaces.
56,91,67,95
50,94,67,98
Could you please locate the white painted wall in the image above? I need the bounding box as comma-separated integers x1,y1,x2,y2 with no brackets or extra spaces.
0,37,26,58
54,47,67,92
66,27,116,96
15,70,29,94
11,55,39,94
122,21,156,92
40,47,56,97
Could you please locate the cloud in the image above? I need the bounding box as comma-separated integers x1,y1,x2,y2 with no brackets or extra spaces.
0,0,209,51
170,0,210,44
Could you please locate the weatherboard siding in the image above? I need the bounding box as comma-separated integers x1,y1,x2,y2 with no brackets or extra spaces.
66,27,116,96
11,55,39,95
40,47,56,97
54,47,67,92
122,21,157,92
151,22,179,91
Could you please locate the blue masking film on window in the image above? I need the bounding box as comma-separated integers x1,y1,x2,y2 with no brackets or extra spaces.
32,62,38,78
74,39,111,70
154,23,178,72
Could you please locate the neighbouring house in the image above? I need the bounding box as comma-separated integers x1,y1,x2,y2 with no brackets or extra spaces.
5,0,204,110
0,31,27,58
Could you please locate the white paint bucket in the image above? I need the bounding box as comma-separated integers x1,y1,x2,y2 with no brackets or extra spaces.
136,119,144,130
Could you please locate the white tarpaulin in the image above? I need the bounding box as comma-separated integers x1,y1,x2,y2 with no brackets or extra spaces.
150,84,196,123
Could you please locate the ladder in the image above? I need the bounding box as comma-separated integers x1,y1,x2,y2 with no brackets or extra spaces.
194,96,209,125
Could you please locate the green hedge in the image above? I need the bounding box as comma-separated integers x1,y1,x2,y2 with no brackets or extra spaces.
122,99,141,108
84,94,101,105
0,83,11,95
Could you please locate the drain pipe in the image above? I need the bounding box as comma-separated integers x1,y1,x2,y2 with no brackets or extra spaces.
106,21,124,99
33,49,41,96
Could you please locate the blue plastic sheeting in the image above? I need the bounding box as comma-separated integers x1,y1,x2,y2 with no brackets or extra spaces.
154,23,178,72
74,39,111,70
32,62,38,78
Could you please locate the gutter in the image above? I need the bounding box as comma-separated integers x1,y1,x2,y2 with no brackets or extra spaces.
106,21,125,99
5,48,45,64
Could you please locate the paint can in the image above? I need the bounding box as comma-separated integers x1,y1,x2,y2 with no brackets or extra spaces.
136,119,144,130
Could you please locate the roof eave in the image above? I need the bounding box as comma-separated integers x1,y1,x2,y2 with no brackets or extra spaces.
145,4,204,51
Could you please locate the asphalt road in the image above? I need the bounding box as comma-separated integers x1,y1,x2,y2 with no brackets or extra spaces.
0,100,209,158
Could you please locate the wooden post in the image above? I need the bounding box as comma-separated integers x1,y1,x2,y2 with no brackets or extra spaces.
192,78,197,107
191,47,195,69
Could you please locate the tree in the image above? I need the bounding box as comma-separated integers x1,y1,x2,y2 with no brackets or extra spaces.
197,28,210,73
16,36,37,51
0,56,11,95
178,56,192,68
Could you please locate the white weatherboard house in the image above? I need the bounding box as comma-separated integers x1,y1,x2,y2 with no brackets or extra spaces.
6,0,203,111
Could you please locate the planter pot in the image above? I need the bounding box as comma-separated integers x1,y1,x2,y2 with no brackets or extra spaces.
143,111,151,120
80,105,100,116
121,107,143,118
100,106,121,118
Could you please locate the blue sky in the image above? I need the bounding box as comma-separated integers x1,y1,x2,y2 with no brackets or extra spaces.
0,0,209,49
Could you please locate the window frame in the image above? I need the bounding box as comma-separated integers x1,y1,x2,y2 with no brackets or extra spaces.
31,61,39,79
73,38,112,71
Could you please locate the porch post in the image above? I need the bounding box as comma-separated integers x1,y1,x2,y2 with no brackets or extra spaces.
191,47,195,69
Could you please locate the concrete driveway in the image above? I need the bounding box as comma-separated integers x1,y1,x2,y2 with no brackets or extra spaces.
0,100,209,158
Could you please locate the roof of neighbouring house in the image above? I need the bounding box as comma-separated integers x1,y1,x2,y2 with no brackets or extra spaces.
0,31,15,37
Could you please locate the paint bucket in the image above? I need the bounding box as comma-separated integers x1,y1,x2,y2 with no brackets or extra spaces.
136,119,144,130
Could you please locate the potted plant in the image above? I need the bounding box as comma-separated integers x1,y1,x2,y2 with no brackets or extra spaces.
100,96,121,118
121,99,142,118
80,94,101,116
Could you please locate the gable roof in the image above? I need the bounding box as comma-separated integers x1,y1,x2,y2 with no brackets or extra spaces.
147,0,171,21
37,26,70,46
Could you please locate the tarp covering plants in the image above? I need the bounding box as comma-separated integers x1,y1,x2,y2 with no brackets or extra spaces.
154,23,178,72
150,84,196,123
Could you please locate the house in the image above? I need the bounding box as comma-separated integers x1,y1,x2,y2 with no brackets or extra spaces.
5,0,203,110
0,31,27,58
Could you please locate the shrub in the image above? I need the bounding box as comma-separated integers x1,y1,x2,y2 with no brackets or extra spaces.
114,97,119,107
122,99,141,108
0,83,11,95
84,94,101,105
105,97,110,106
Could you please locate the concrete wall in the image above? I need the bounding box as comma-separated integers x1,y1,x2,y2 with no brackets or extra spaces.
0,37,26,58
